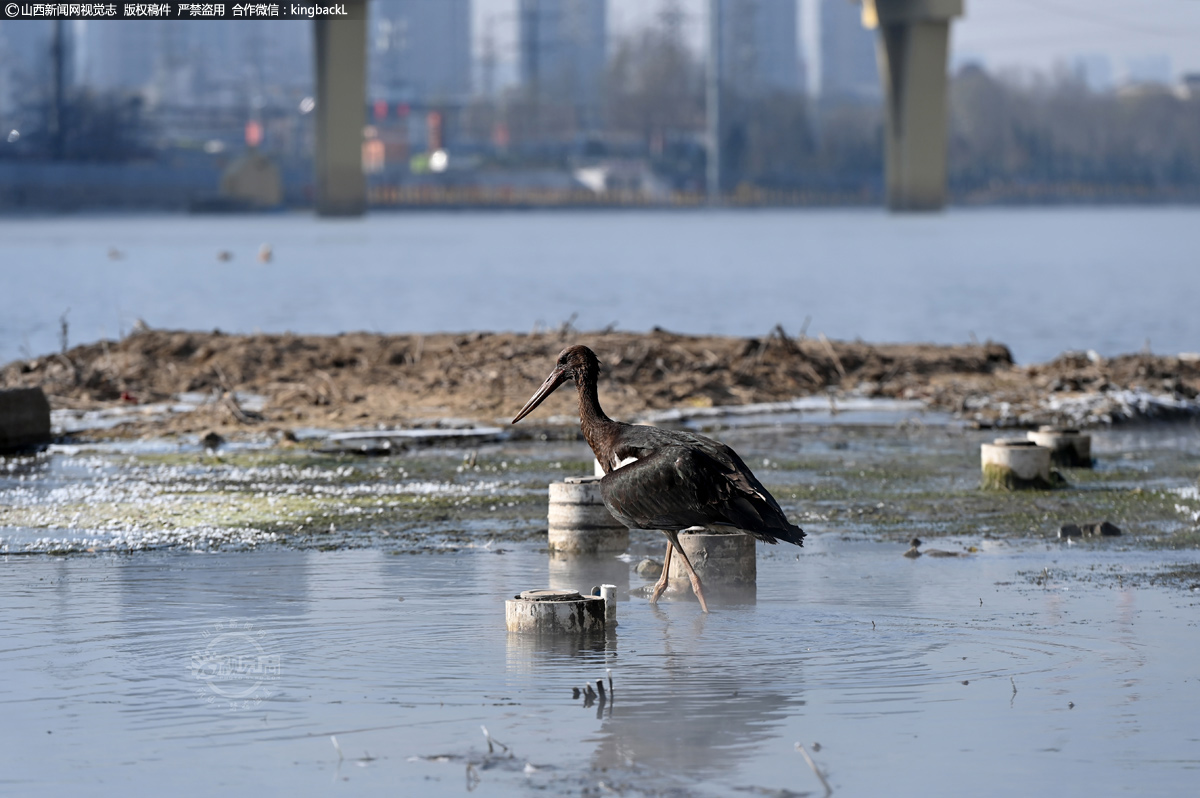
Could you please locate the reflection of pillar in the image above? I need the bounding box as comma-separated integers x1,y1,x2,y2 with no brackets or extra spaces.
863,0,963,211
314,4,368,217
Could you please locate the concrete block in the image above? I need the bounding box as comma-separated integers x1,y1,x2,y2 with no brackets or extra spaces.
0,388,51,452
1028,427,1093,468
505,589,606,634
981,438,1063,490
547,477,629,554
667,529,756,588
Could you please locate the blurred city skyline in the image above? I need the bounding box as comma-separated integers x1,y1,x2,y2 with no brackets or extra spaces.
517,0,1200,91
1,0,1198,210
476,0,1200,97
2,0,1197,113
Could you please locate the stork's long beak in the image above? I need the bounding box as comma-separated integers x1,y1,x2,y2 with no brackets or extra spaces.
512,367,568,424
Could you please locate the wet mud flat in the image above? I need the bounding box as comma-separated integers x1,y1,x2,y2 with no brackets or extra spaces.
2,417,1199,556
2,418,1200,796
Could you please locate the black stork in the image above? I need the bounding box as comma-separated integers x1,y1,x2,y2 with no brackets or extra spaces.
512,345,805,612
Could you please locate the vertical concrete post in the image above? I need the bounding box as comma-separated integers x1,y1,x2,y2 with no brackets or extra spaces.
314,4,368,217
863,1,963,211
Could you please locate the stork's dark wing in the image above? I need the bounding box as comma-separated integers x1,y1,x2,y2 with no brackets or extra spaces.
599,444,804,545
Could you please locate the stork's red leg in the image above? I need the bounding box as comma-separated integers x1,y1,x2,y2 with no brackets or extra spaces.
663,530,710,613
649,539,673,604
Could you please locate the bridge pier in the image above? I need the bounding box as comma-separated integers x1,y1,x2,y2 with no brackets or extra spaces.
313,3,368,217
864,0,963,211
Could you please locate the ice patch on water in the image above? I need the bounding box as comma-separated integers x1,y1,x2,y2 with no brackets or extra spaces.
642,396,929,424
0,524,279,554
1044,389,1200,426
1171,485,1200,523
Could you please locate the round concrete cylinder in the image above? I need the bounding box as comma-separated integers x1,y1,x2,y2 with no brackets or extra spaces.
667,530,756,589
548,477,629,554
981,438,1052,487
505,589,607,634
1027,427,1092,468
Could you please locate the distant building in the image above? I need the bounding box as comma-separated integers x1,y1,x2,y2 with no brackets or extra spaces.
0,21,56,117
819,0,878,101
717,0,801,95
518,0,607,119
76,20,310,108
370,0,471,105
1125,54,1172,86
79,20,163,96
185,21,311,107
1073,54,1113,93
1181,73,1200,101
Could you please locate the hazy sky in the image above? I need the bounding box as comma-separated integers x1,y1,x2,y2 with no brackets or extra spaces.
474,0,1200,88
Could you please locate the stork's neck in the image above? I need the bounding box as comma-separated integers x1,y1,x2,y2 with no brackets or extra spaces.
575,375,616,463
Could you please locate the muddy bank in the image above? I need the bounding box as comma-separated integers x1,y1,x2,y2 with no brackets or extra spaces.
2,327,1199,439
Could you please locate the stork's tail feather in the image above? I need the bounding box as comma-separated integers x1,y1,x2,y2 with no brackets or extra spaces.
778,524,806,547
754,522,805,547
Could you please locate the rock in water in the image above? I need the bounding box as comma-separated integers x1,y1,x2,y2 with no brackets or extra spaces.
635,558,663,578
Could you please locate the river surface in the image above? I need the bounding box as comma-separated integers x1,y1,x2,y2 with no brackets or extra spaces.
3,540,1199,798
2,206,1197,366
2,420,1200,797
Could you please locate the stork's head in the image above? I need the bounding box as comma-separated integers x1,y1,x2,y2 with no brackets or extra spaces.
511,345,601,424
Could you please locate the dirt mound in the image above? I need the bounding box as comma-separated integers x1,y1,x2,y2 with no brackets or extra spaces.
2,328,1197,438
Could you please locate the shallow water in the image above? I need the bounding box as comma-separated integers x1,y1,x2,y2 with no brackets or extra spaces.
2,206,1198,366
2,539,1199,798
2,419,1200,795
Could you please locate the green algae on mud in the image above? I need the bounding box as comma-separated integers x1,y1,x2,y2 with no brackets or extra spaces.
3,422,1198,554
980,462,1068,491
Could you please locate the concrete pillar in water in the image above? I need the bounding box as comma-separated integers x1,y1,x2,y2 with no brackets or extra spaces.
981,438,1058,490
548,477,630,554
667,529,756,600
505,589,607,634
313,4,368,217
0,388,51,453
1027,427,1093,468
863,0,963,211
